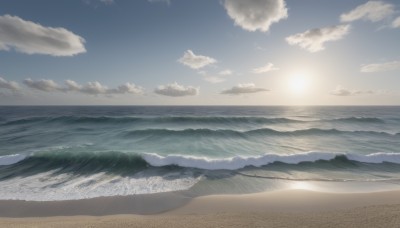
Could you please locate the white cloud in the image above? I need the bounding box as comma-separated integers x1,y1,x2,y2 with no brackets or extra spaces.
79,81,108,95
154,82,198,97
73,81,143,95
0,15,86,56
223,0,288,32
330,85,374,96
0,77,20,91
219,69,233,76
221,83,269,95
252,63,279,74
340,1,394,23
24,79,143,95
23,78,61,92
286,24,350,52
110,82,144,94
392,16,400,28
178,50,216,69
361,60,400,73
65,79,82,91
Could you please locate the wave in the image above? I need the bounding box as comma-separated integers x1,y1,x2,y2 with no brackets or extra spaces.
1,116,140,126
327,117,384,123
122,128,397,138
0,116,300,126
2,151,400,171
142,152,400,170
0,115,389,127
0,154,27,166
1,117,49,126
0,151,149,175
0,152,199,201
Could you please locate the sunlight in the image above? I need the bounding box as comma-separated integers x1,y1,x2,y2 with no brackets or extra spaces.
290,181,315,190
288,72,311,95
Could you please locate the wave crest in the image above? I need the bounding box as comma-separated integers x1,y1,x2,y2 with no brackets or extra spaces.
122,128,397,138
1,115,389,127
2,151,400,171
142,152,400,170
0,154,27,166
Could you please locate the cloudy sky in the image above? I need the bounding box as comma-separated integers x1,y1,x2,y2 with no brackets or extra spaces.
0,0,399,105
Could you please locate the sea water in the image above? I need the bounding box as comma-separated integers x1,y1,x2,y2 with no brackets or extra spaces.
1,106,400,201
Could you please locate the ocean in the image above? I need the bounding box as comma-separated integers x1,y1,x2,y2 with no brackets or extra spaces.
1,106,400,201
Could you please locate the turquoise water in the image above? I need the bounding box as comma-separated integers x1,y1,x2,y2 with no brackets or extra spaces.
1,106,400,200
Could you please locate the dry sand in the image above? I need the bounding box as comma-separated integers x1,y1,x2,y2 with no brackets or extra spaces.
1,190,400,227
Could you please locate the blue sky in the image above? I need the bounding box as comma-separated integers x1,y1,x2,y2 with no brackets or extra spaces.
0,0,399,105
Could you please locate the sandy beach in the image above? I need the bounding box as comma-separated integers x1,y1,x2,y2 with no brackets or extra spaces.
1,189,400,227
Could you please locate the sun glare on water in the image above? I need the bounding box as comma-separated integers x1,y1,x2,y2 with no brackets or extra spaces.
290,181,314,190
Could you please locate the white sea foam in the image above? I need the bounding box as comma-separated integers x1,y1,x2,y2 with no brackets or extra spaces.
142,151,400,170
347,152,400,163
0,154,26,166
0,169,200,201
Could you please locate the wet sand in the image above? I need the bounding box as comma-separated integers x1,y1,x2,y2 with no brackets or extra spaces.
1,189,400,227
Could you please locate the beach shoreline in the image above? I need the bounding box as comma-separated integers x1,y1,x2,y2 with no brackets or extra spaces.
1,189,400,227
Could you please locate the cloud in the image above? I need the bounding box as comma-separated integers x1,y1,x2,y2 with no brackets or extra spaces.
340,1,394,23
23,78,61,92
73,81,143,95
154,82,199,97
24,78,143,95
178,50,216,69
0,77,20,91
111,82,144,94
64,79,82,91
0,15,86,56
286,24,350,52
252,63,279,74
219,69,233,76
67,80,143,95
221,83,269,95
330,85,374,96
223,0,288,32
361,60,400,73
392,16,400,28
79,81,109,95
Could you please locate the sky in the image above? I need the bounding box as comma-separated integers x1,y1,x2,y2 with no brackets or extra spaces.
0,0,400,105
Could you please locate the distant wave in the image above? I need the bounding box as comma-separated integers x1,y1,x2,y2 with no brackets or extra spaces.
0,116,301,126
122,128,397,138
0,115,390,127
327,117,384,123
2,151,400,171
1,117,49,126
143,152,400,170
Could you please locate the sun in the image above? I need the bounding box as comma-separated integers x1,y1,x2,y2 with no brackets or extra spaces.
288,72,311,94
